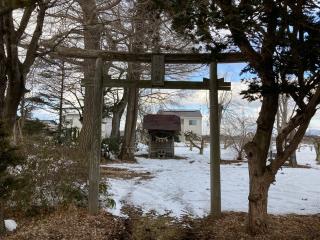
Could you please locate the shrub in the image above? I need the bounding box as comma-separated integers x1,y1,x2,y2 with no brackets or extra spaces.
22,119,47,135
9,136,114,215
0,121,25,234
101,137,121,159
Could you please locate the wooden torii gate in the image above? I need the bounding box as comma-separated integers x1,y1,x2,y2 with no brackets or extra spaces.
60,48,245,217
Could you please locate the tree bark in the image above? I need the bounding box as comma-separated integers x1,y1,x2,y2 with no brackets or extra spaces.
314,141,320,162
119,68,139,160
119,0,144,161
110,89,128,140
0,15,6,121
244,93,278,234
57,61,65,143
2,3,47,132
77,0,101,155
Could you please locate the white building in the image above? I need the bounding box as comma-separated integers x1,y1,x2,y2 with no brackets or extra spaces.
62,112,112,138
158,110,202,142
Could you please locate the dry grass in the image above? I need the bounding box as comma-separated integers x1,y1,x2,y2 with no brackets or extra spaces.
4,205,129,240
5,206,320,240
189,212,320,240
100,166,152,180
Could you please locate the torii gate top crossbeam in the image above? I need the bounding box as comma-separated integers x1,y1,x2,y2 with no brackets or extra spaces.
53,47,246,64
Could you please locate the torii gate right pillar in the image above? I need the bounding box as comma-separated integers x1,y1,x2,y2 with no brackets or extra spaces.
209,61,221,218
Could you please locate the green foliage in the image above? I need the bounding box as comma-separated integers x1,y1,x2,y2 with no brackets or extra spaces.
101,137,121,159
0,121,24,200
8,136,114,214
157,1,320,101
22,119,47,135
99,182,116,209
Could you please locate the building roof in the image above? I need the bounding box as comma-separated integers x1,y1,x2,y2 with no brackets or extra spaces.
143,114,181,131
40,120,57,125
158,109,202,118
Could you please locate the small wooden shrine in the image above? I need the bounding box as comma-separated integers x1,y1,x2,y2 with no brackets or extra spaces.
143,114,181,158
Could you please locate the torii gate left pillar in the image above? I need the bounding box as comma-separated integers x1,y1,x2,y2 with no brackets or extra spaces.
85,55,231,216
88,58,104,214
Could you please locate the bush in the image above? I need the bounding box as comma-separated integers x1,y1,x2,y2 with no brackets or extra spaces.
122,207,193,240
22,119,47,136
9,136,114,215
0,121,25,234
101,137,121,159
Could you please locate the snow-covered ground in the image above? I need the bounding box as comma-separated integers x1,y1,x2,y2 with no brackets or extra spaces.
103,143,320,217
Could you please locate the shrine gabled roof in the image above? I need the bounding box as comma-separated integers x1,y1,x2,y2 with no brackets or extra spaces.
143,114,181,131
158,109,202,118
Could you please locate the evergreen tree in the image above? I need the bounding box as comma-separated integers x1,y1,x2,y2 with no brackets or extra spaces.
155,0,320,234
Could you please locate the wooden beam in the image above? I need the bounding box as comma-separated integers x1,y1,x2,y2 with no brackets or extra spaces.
52,46,245,64
151,55,165,86
88,58,104,215
101,79,231,90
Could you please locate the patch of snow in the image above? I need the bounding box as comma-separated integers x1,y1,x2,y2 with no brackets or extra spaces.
306,129,320,136
105,145,320,218
5,219,17,231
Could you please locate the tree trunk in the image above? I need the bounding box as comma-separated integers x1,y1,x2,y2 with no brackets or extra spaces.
199,139,204,155
58,61,65,143
314,142,320,162
0,16,6,121
119,74,139,160
110,110,123,140
110,89,128,140
244,92,278,234
248,176,270,234
3,60,25,133
289,151,297,167
1,3,47,133
77,0,101,155
119,0,144,161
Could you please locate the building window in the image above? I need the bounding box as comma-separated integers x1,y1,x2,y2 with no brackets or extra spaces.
189,120,197,126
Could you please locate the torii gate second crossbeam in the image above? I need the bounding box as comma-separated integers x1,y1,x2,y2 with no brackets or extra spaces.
85,54,236,218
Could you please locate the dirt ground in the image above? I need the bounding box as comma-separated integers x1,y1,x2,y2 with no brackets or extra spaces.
4,205,320,240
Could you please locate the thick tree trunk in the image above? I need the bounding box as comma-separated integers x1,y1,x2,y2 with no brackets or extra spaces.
0,16,6,121
119,74,139,160
110,110,123,140
110,89,128,140
248,177,270,233
77,0,101,155
289,151,297,167
119,0,144,161
245,93,278,234
0,66,6,121
4,68,25,133
1,4,47,133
